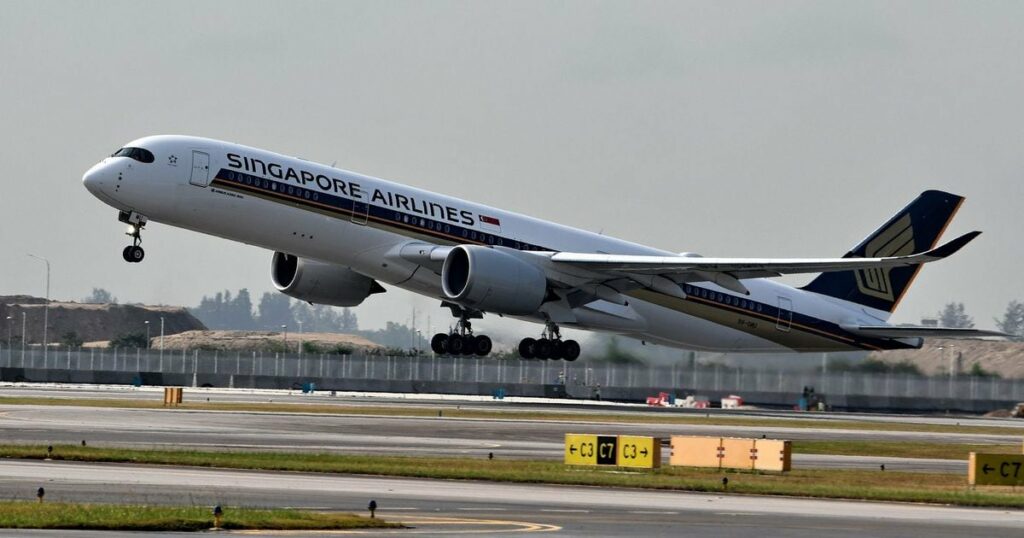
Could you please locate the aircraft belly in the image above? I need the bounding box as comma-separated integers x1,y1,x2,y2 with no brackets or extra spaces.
627,291,850,353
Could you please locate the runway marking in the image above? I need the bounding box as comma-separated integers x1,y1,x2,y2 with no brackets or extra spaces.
457,507,508,511
629,510,679,515
539,508,590,513
238,515,562,534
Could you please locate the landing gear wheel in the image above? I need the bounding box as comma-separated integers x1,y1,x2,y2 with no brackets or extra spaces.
461,335,478,356
431,333,449,355
120,211,148,263
550,340,565,360
521,322,581,360
447,334,466,355
518,338,536,359
122,245,144,263
473,335,493,356
535,338,553,360
562,340,581,361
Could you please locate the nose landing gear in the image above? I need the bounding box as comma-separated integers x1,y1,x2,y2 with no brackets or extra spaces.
519,322,580,361
118,210,147,263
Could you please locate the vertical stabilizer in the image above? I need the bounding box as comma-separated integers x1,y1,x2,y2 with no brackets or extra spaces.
801,190,964,318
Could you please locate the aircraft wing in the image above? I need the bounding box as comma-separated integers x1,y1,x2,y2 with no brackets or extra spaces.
841,325,1009,339
546,231,980,295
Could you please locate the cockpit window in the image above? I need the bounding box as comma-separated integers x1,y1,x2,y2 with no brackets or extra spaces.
112,147,155,163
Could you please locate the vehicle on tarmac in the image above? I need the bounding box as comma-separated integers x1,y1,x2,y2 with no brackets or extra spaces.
83,136,1002,360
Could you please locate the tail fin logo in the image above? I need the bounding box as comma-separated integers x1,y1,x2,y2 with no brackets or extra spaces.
855,214,915,302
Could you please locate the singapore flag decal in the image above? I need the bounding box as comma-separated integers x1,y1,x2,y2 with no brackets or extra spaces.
479,214,502,232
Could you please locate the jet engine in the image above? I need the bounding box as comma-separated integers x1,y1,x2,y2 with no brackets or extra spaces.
441,245,547,315
271,252,385,307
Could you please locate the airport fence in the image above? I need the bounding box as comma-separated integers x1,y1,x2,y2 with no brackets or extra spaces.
2,345,1024,409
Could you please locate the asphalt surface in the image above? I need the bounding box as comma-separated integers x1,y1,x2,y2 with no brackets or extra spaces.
0,383,1022,536
5,383,1024,430
1,460,1022,538
2,384,1021,473
0,404,983,473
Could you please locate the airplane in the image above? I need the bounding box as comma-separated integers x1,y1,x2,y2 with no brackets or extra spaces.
82,135,1004,360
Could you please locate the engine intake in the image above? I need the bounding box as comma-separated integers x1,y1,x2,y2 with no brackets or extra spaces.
271,252,385,307
441,245,547,315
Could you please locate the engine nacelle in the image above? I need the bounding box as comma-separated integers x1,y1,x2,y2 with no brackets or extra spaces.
441,245,547,315
271,252,385,307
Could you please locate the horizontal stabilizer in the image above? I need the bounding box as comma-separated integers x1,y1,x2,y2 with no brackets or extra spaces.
841,325,1009,339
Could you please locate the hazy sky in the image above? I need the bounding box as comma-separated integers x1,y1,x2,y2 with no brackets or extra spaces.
1,1,1021,336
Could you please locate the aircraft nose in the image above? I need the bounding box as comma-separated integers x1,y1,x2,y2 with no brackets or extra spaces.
82,162,108,196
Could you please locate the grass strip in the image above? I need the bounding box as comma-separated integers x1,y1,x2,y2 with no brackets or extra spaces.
3,444,1023,508
793,440,1020,460
2,396,1023,437
0,501,397,531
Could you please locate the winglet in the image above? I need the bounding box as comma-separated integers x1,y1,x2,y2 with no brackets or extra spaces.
926,231,981,259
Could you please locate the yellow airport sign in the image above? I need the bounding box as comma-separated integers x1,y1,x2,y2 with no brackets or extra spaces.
565,434,618,466
617,435,661,468
969,452,1024,486
565,434,597,465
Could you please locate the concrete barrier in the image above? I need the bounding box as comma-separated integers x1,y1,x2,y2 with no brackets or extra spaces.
670,435,791,472
670,436,723,468
752,439,791,472
163,387,182,406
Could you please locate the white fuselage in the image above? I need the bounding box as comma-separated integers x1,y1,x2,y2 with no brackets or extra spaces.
83,135,900,352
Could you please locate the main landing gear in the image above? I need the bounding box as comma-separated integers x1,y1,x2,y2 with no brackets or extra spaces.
431,306,493,357
518,322,580,361
119,210,147,263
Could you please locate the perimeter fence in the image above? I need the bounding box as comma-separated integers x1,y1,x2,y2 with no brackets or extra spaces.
2,345,1023,409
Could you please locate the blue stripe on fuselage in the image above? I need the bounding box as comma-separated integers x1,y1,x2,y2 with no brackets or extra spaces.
211,169,913,352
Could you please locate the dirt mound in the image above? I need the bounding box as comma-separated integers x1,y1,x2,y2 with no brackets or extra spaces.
868,338,1024,378
1,296,205,345
151,330,382,353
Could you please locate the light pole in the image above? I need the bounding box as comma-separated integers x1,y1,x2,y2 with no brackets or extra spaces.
159,316,165,363
26,254,50,362
938,344,958,378
144,321,150,349
5,315,11,364
297,321,303,356
21,311,26,363
281,325,288,353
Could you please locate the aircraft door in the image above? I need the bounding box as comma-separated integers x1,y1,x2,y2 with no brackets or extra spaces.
351,198,369,225
776,296,793,332
189,151,210,187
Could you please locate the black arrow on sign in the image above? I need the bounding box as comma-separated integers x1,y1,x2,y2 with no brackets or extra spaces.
570,445,577,454
982,464,994,474
640,448,649,457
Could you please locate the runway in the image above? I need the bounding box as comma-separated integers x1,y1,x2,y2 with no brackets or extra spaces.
4,382,1021,473
1,385,1022,535
0,402,994,472
0,459,1021,537
4,383,1024,430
